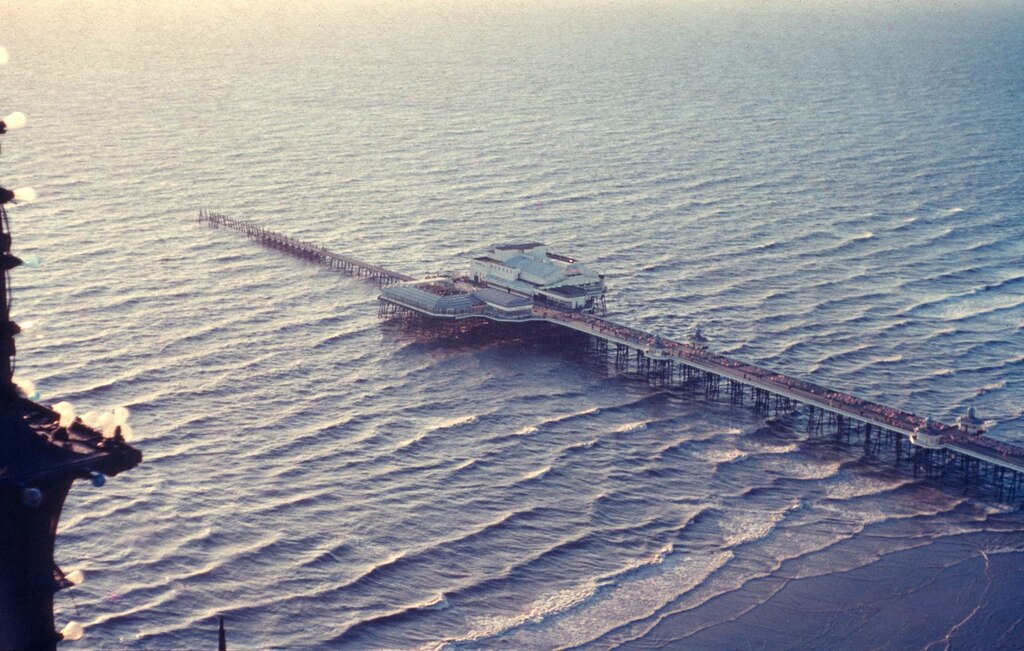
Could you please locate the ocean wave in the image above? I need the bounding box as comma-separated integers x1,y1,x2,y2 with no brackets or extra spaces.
650,437,691,459
822,474,915,501
907,279,1024,321
321,508,536,594
531,406,602,429
612,420,649,434
808,342,875,371
392,430,429,452
722,502,798,548
874,354,904,364
776,459,843,481
649,424,739,461
748,442,799,455
974,380,1007,398
608,496,984,649
562,438,600,456
325,591,453,645
452,458,478,472
426,414,480,431
455,582,600,646
456,549,734,650
694,447,747,465
522,465,551,481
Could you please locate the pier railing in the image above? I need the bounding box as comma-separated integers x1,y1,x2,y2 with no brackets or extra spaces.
199,210,414,286
533,305,1024,474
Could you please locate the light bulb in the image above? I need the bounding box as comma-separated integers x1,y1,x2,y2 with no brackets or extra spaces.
60,621,85,641
2,111,27,130
13,187,37,203
52,401,77,428
94,412,114,437
113,406,130,425
13,376,36,399
66,569,86,585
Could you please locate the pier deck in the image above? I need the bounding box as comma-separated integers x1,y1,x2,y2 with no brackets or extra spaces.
532,305,1024,474
203,211,1024,492
199,210,414,285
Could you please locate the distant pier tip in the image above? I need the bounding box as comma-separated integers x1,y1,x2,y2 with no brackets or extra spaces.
218,615,227,651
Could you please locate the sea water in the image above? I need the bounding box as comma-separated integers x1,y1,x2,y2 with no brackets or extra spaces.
2,2,1022,648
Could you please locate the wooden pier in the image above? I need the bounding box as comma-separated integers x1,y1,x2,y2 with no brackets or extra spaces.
199,210,414,286
204,213,1024,500
531,305,1024,498
376,295,1024,498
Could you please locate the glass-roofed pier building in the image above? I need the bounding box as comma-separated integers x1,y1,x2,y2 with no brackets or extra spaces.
469,243,605,311
378,242,606,323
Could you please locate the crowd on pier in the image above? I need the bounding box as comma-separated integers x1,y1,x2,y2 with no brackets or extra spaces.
536,306,1024,459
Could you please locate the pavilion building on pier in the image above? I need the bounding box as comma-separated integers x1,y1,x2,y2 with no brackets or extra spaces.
379,243,606,319
468,243,606,312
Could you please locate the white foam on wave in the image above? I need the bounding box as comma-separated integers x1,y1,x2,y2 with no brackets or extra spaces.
421,592,450,611
823,474,913,501
651,438,687,458
875,354,903,364
750,442,798,455
853,231,874,240
564,438,599,454
612,420,649,434
393,431,428,452
521,465,551,481
695,447,747,465
920,290,1024,322
427,414,479,431
976,380,1007,396
636,494,990,645
603,540,676,579
651,426,728,459
783,459,842,481
456,583,600,646
552,406,601,422
524,406,605,432
817,486,967,527
513,425,539,436
722,502,798,547
454,548,733,650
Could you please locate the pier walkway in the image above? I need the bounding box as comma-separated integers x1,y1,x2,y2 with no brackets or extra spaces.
533,305,1024,474
199,210,414,285
204,212,1024,493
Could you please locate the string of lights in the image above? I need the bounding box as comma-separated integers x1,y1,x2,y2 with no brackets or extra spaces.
0,44,141,650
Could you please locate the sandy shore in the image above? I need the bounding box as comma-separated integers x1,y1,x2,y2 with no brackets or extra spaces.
615,527,1024,650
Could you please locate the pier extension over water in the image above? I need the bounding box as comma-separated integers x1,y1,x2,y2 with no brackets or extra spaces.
203,211,1024,500
199,210,413,285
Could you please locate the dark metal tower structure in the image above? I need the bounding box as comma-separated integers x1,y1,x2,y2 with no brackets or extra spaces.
0,48,142,650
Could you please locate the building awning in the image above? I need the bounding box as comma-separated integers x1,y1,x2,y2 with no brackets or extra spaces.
472,287,532,308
